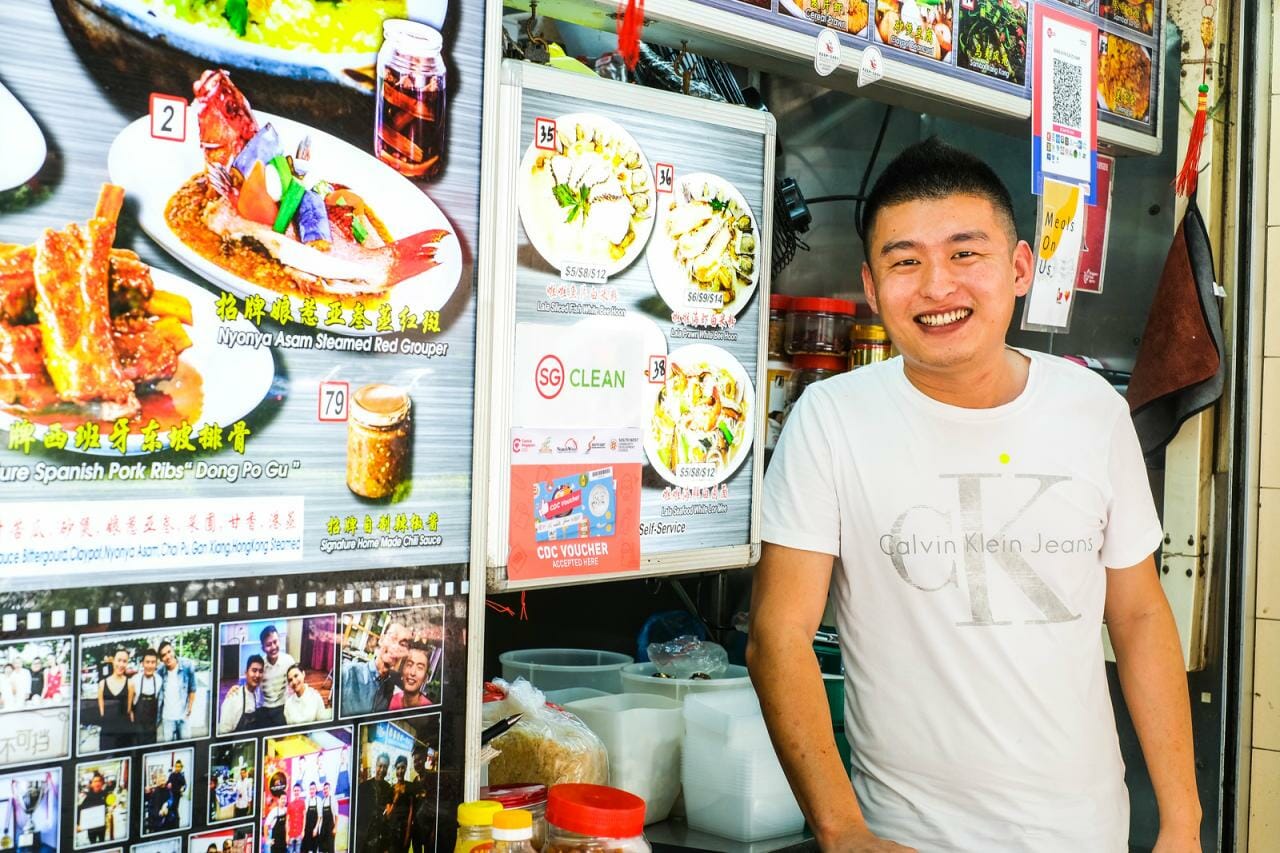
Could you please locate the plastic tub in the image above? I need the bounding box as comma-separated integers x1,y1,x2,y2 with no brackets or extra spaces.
619,663,750,701
544,687,610,707
564,693,684,824
500,648,634,694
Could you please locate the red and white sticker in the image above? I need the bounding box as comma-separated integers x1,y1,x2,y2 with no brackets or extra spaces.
534,117,558,151
149,93,187,142
655,163,675,193
318,380,349,422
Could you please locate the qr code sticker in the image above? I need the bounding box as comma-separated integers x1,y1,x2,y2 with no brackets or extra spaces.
1051,57,1083,128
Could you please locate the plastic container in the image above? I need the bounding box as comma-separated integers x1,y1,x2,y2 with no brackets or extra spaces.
478,784,547,850
544,784,650,852
850,322,891,370
499,649,634,694
679,688,804,841
543,687,609,707
784,297,856,356
492,809,537,852
563,693,683,824
455,800,504,852
790,354,846,402
767,294,792,359
618,663,750,702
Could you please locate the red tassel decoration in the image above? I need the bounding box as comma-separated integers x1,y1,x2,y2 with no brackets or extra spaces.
617,0,644,70
1175,84,1209,197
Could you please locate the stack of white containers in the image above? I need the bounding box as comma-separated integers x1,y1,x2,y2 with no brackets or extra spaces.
680,687,805,841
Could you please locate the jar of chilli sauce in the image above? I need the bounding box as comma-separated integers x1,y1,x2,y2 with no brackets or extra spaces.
347,383,413,499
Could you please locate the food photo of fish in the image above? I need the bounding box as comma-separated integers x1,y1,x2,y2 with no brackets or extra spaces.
517,112,656,276
108,69,463,334
647,172,759,317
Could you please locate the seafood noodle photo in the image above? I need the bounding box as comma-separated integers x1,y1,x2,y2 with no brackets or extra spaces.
108,69,463,334
517,112,656,276
647,172,759,317
646,344,754,488
0,184,271,455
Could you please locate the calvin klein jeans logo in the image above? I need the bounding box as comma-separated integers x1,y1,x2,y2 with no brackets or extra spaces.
883,473,1082,626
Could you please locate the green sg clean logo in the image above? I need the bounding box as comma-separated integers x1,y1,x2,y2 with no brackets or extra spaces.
535,353,624,400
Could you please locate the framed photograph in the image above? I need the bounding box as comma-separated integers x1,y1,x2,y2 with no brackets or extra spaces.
209,739,258,825
189,823,254,853
74,757,130,849
261,727,352,853
77,625,214,755
338,607,444,720
217,616,336,737
140,747,194,836
353,715,440,853
132,840,182,853
0,767,60,853
0,636,74,768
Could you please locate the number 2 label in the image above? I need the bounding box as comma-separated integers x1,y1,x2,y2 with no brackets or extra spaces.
318,380,349,422
149,93,187,142
534,117,557,151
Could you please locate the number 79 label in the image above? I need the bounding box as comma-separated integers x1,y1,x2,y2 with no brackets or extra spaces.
318,380,349,422
149,93,187,142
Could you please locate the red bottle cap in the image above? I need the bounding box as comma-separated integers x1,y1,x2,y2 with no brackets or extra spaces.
546,784,645,838
769,293,792,311
790,296,856,315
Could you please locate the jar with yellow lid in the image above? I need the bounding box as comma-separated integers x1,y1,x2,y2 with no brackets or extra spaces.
849,322,891,370
455,800,504,853
346,383,413,499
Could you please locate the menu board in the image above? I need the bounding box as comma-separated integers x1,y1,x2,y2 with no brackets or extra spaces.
489,63,773,583
700,0,1162,133
0,567,467,852
0,1,485,586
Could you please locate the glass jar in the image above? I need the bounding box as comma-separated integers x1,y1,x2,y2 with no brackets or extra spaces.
455,800,504,853
346,383,413,499
478,784,547,850
543,784,649,853
767,293,792,359
785,297,856,356
491,809,537,853
375,19,448,179
849,322,891,370
790,354,846,401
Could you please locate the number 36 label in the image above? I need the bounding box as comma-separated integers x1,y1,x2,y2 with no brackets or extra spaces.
149,93,187,142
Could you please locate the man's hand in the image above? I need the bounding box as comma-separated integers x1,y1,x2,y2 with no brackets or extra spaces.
819,826,917,852
1152,822,1201,853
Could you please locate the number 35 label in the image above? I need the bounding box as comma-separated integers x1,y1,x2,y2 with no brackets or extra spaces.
534,117,557,151
318,380,349,422
149,93,187,142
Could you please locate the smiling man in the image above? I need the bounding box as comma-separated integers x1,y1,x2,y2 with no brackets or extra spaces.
750,138,1200,852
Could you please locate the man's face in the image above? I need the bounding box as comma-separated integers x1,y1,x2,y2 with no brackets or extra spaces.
394,764,405,782
142,655,158,676
377,625,409,669
862,194,1032,380
245,661,264,689
261,631,280,662
375,758,388,780
160,645,177,670
175,761,184,774
241,769,249,780
400,649,429,695
309,784,316,797
90,776,104,792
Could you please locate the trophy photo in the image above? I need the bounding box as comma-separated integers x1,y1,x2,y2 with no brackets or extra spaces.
17,781,41,852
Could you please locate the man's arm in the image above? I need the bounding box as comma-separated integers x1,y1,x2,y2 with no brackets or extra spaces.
747,543,915,852
1105,554,1202,852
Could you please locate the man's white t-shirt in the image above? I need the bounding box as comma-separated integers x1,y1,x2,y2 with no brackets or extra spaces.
261,652,296,709
762,351,1162,853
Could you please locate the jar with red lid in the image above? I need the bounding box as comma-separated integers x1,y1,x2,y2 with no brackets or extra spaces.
767,293,792,359
543,784,649,852
790,354,847,401
479,784,547,850
785,297,856,357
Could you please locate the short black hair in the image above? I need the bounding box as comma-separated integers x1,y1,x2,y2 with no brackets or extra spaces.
860,137,1017,248
246,654,265,671
142,648,158,661
259,625,279,645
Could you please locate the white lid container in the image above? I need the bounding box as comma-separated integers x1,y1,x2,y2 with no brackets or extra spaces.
544,686,610,706
619,662,750,701
500,648,634,693
564,693,684,825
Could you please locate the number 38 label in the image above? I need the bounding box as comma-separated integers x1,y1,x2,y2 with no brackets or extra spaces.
149,93,187,142
318,380,349,422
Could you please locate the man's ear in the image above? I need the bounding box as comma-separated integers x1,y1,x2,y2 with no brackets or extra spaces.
862,262,880,314
1012,239,1034,297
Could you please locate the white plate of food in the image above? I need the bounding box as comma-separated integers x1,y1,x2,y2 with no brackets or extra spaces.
647,172,760,317
108,70,461,337
0,186,275,456
517,112,656,277
0,81,47,191
645,344,754,488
